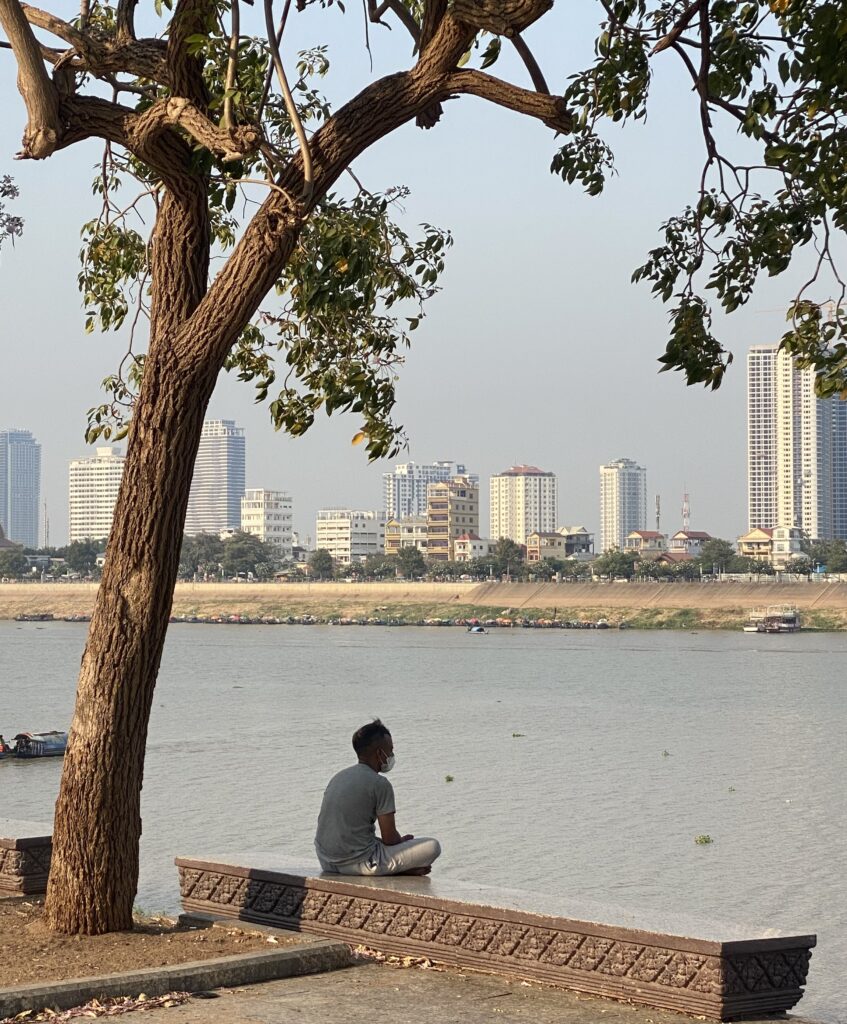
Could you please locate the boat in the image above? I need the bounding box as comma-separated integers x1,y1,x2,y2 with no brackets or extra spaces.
742,606,801,634
467,625,487,634
0,731,68,759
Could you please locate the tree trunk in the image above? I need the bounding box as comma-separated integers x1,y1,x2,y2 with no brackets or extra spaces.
44,346,216,933
44,178,217,934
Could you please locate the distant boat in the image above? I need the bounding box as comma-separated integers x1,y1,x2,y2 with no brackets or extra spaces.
742,606,801,634
467,625,487,634
0,731,68,759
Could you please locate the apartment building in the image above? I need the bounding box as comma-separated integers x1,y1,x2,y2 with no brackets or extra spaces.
426,476,479,561
489,465,557,544
68,446,125,542
315,509,385,564
241,489,293,559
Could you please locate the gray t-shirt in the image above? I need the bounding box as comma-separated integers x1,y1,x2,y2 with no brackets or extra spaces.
314,763,396,867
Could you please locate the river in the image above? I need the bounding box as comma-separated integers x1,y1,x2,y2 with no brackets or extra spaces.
1,622,844,1022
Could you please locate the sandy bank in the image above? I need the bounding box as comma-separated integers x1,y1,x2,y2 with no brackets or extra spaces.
2,580,847,628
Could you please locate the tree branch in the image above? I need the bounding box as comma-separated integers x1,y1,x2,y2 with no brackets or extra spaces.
20,6,169,84
264,0,313,198
221,0,239,130
367,0,421,46
167,0,211,107
135,96,262,161
19,2,87,49
0,0,61,157
510,32,548,93
448,68,571,132
116,0,138,42
58,95,201,189
418,0,446,52
652,0,704,55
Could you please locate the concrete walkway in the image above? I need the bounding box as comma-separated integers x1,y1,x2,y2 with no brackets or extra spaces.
133,960,800,1024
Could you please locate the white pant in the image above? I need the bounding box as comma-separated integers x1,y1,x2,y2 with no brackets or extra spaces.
320,837,441,876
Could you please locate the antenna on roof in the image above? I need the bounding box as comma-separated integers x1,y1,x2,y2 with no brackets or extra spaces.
655,495,661,532
682,491,690,532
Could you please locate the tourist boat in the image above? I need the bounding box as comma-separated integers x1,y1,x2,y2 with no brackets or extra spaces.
742,606,801,633
0,731,68,759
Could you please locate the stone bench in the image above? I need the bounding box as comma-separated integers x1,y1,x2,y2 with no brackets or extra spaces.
175,855,815,1021
0,819,52,897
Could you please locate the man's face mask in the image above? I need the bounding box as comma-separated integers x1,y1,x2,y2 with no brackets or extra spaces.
380,750,396,773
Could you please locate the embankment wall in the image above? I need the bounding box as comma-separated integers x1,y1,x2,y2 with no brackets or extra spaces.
2,580,847,628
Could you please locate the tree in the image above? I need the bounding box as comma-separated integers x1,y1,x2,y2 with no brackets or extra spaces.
221,531,278,577
308,549,334,580
801,539,847,573
62,539,106,574
490,538,525,577
593,549,638,580
698,539,737,574
0,547,27,577
178,532,225,578
396,546,426,579
1,0,845,935
363,553,396,579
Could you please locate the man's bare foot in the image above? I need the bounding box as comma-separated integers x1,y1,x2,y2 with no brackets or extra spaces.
400,866,431,876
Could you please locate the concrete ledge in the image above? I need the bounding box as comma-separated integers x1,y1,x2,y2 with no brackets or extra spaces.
0,938,352,1020
0,819,52,897
176,856,816,1022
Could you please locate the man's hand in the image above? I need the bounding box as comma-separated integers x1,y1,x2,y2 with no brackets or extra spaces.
377,812,408,846
401,834,414,842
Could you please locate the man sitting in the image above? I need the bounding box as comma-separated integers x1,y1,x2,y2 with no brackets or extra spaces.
315,719,441,876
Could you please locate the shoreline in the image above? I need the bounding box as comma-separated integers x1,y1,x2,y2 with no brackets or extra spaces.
3,580,847,630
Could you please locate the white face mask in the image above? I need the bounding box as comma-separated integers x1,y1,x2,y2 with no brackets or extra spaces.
380,752,396,773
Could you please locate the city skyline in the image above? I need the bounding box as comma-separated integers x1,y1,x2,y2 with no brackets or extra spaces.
1,422,753,549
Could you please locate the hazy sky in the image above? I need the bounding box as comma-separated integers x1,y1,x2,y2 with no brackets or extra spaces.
0,3,813,546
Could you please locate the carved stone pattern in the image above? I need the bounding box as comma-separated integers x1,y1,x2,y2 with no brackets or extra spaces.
20,847,52,875
179,871,808,996
208,874,247,905
728,951,811,994
0,849,24,876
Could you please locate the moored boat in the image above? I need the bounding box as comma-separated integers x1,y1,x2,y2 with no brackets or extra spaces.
1,731,68,758
742,605,801,633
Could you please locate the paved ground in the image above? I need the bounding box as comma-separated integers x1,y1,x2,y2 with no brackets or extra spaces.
133,961,794,1024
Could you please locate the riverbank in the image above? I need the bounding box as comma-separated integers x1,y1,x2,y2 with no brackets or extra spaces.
2,580,847,629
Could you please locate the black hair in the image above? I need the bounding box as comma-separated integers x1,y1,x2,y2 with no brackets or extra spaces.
352,718,391,755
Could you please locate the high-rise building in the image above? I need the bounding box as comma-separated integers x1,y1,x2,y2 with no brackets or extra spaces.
0,429,41,548
747,344,847,539
489,465,558,544
185,419,246,535
68,446,125,542
599,458,647,552
315,509,385,564
426,475,479,561
241,489,293,559
747,344,778,530
383,461,475,520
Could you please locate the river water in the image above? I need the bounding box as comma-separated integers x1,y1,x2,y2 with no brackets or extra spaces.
1,622,844,1022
